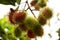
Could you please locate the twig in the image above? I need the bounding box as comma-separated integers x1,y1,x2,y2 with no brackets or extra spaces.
26,1,36,18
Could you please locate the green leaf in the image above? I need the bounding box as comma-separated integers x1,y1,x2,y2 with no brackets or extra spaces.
0,26,7,40
0,0,21,6
0,25,6,37
2,35,8,40
48,33,52,38
7,33,16,40
16,0,21,5
57,28,60,37
57,28,60,40
0,0,16,6
0,17,16,40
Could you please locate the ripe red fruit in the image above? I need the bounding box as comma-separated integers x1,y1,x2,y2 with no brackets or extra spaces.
13,11,26,24
27,30,36,38
41,7,52,19
38,15,47,25
8,8,15,24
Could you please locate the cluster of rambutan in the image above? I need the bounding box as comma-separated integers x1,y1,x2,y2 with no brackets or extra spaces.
8,7,53,39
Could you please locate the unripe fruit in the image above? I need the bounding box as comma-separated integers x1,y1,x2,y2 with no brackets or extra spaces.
34,4,40,10
18,23,28,31
39,3,46,7
33,24,44,36
9,8,15,24
37,0,48,7
24,16,38,29
30,0,37,6
27,29,36,38
14,27,21,38
13,11,27,24
41,7,53,19
38,15,47,25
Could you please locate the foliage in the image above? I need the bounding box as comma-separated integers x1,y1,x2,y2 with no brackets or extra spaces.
0,0,21,6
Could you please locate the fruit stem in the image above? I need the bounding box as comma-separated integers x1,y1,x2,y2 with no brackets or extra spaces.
26,1,36,18
15,6,19,11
